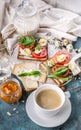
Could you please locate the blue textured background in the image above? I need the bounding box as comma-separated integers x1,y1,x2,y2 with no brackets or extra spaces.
0,38,81,130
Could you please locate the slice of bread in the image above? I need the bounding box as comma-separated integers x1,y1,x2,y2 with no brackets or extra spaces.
12,62,38,91
18,42,48,61
12,62,47,83
18,52,47,61
12,62,47,91
12,62,37,75
38,73,47,83
51,78,65,86
20,77,38,91
39,63,48,75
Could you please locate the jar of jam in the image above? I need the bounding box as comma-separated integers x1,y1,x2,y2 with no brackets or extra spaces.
0,78,22,103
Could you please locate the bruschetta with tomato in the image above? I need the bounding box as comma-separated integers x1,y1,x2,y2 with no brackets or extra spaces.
18,35,48,61
39,50,73,86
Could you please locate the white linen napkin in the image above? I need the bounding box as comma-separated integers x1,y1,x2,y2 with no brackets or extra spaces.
0,0,5,31
43,0,81,15
37,28,77,41
39,7,81,40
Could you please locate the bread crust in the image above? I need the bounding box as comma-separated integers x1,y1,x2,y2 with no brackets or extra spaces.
18,53,48,61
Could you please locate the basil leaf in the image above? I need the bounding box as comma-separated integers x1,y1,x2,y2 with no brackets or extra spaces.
19,36,35,47
18,71,41,77
48,74,69,81
35,45,41,51
54,68,68,76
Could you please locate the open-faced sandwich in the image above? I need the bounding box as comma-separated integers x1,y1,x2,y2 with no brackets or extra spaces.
40,50,81,86
18,35,48,61
12,62,47,91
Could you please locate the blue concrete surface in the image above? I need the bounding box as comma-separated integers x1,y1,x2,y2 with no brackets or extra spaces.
0,38,81,130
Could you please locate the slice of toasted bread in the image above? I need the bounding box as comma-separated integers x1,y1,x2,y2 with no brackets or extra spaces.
18,53,47,61
39,63,48,74
18,43,48,61
50,78,66,86
38,73,47,83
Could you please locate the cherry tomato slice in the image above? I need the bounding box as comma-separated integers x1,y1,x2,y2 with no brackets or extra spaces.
60,69,70,78
19,44,26,49
19,42,36,50
54,50,70,65
52,65,64,73
32,47,47,59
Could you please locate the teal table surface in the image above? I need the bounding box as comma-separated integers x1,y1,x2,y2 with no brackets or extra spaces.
0,38,81,130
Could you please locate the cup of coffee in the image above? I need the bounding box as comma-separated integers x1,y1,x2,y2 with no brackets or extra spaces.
33,84,65,117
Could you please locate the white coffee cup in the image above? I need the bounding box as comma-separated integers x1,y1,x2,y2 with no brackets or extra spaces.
33,84,65,118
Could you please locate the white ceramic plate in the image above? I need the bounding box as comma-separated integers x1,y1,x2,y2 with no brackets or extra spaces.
26,92,71,128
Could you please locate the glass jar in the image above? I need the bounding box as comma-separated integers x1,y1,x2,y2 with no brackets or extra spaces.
14,0,40,35
0,78,22,103
0,45,11,82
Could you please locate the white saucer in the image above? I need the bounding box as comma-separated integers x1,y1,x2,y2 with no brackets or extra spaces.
26,92,71,128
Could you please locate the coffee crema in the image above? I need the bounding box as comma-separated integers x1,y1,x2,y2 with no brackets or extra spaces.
36,89,62,110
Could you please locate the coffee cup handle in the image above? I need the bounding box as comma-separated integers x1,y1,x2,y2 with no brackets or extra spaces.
64,91,71,99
